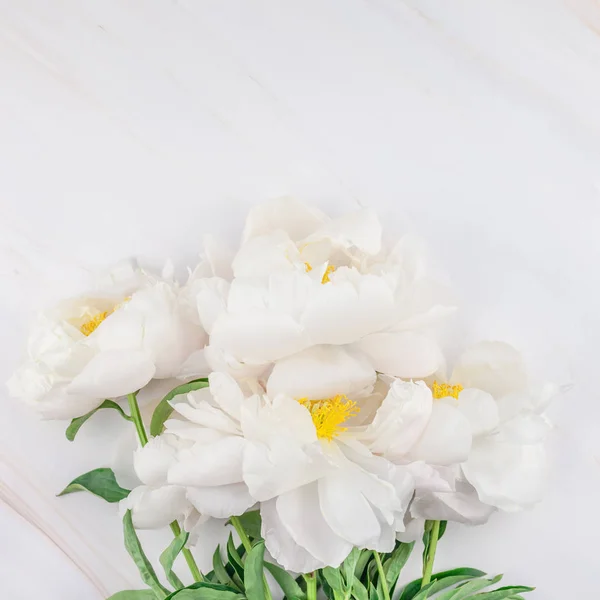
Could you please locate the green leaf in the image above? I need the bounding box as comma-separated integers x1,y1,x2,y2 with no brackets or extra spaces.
399,569,487,600
438,521,448,540
165,582,244,599
212,546,236,589
355,550,373,582
264,561,306,600
352,577,368,600
413,575,490,599
66,400,131,441
58,468,130,503
244,541,265,600
226,534,245,583
369,581,380,600
383,542,414,592
342,548,362,589
322,566,344,595
435,576,502,600
107,592,157,599
123,510,170,598
470,586,535,600
233,511,262,541
150,379,209,436
160,530,189,590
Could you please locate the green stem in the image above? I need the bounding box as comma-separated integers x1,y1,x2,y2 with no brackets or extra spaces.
421,520,441,589
304,572,317,600
230,515,253,553
127,392,203,583
374,552,391,600
127,392,148,446
230,515,272,600
170,521,203,583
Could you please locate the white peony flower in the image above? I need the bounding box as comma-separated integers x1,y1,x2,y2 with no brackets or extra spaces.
360,341,556,533
7,262,208,419
126,371,417,573
199,198,454,383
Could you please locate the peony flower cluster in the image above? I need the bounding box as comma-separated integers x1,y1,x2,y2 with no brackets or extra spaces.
8,198,555,593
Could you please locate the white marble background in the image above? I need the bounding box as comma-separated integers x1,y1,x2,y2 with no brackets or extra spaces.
1,0,599,598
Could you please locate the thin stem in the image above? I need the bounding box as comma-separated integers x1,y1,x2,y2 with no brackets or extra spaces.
374,552,391,600
170,521,203,583
230,515,253,553
127,392,148,446
421,520,441,589
127,391,203,583
304,572,317,600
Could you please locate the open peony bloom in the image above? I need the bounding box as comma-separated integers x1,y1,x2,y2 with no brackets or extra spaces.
125,372,419,573
199,198,454,382
7,262,208,419
362,341,556,537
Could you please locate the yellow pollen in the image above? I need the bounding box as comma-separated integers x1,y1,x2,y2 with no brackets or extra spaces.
298,394,359,441
431,381,463,400
79,297,131,337
304,262,313,273
321,264,336,284
80,312,108,336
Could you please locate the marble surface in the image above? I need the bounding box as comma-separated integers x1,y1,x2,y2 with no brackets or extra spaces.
1,0,599,598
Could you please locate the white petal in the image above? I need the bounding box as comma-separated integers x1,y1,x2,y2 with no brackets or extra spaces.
261,499,325,573
451,342,528,398
196,278,230,335
242,197,328,243
410,402,472,466
67,350,156,398
173,401,240,435
133,435,179,486
168,436,245,487
441,388,499,437
410,484,495,525
362,380,432,459
318,473,382,546
123,485,188,529
267,345,376,400
463,439,547,511
187,517,233,573
243,439,327,501
208,372,244,421
210,310,309,364
355,332,442,378
307,208,382,255
500,414,551,444
126,284,207,378
276,483,353,568
396,517,425,543
186,483,255,519
203,234,234,280
233,231,299,278
301,273,395,345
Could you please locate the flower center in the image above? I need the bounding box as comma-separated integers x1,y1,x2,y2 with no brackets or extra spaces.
298,394,359,441
80,312,109,336
304,262,336,284
431,381,463,400
79,298,130,336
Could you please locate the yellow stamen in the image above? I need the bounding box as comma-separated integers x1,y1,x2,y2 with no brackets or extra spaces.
80,312,108,336
321,264,336,284
79,297,131,337
304,262,313,273
298,394,359,441
431,381,463,400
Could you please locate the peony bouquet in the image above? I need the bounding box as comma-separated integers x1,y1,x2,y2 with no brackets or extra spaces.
8,199,555,600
